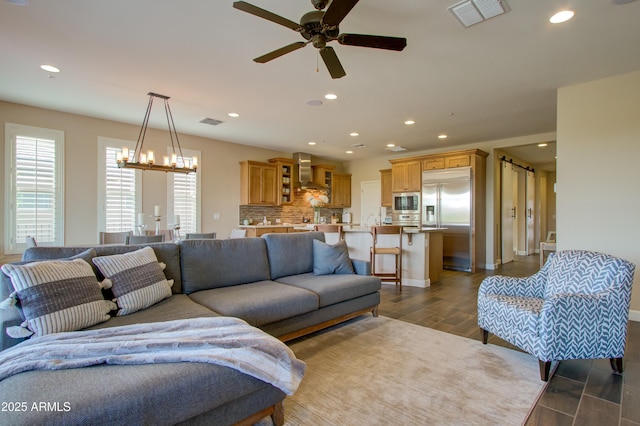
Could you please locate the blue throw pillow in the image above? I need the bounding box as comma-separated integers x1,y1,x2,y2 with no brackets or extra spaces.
313,239,355,275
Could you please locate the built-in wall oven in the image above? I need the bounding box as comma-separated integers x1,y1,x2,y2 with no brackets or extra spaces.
392,192,421,226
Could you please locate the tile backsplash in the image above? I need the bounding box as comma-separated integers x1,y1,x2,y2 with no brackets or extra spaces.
239,190,344,224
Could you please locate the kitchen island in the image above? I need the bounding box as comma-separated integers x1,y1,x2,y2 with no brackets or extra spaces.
336,226,444,288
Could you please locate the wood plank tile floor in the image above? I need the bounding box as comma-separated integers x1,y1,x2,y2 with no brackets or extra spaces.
378,254,640,425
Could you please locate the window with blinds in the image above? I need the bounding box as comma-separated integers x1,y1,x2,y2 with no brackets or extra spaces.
168,149,201,235
5,123,64,253
98,137,141,236
104,146,138,232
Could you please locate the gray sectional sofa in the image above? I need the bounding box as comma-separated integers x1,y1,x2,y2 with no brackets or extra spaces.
0,231,381,425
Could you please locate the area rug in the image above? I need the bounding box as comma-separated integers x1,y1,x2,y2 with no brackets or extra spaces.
262,316,547,425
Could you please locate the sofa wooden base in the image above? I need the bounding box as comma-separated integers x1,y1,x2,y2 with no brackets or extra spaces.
235,400,284,426
277,305,379,342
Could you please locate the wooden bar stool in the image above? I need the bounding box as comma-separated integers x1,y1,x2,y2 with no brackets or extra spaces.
370,225,403,291
314,224,345,241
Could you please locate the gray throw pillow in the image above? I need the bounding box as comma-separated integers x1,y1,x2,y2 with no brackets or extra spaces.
313,239,355,275
1,256,115,338
92,246,173,316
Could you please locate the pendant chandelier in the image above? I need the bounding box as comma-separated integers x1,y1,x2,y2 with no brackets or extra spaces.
117,92,197,174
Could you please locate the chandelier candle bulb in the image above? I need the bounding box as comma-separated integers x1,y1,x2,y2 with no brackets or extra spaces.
154,205,161,217
137,213,145,226
147,151,155,164
175,215,180,225
122,147,129,161
171,154,177,166
163,155,170,167
192,156,198,169
140,152,147,164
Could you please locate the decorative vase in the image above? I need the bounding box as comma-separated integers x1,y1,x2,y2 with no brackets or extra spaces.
314,209,321,224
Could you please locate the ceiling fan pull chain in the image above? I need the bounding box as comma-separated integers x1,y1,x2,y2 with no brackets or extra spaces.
316,51,319,73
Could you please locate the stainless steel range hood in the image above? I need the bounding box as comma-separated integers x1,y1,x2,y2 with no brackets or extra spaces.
293,152,325,190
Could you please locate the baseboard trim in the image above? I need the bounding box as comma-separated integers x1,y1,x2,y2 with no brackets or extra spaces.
629,310,640,323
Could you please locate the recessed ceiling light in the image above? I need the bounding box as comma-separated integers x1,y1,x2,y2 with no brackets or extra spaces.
387,143,395,147
308,141,316,145
306,99,323,106
350,132,359,137
438,134,448,139
324,93,337,100
404,120,415,125
228,112,239,118
538,143,548,147
550,10,574,23
346,150,353,154
40,64,60,73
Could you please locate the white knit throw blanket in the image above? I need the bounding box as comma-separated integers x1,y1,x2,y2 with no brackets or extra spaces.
0,317,305,395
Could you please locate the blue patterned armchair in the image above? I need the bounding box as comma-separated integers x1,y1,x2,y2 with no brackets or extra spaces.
478,250,635,381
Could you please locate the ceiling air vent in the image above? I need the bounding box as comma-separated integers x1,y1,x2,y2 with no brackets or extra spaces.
199,117,224,126
385,145,408,152
448,0,510,28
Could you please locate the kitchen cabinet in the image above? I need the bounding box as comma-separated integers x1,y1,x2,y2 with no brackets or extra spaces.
239,160,277,205
269,157,294,205
391,160,421,192
332,173,351,207
312,164,335,204
380,169,392,207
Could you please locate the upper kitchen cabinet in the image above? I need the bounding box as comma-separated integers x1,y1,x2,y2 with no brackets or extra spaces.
312,164,335,204
380,169,392,207
390,160,421,192
239,160,277,205
269,157,295,205
332,173,351,208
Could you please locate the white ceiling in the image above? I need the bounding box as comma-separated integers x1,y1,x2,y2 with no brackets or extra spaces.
1,0,639,163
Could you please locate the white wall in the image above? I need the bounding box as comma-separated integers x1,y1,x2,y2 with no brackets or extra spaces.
557,70,640,316
0,101,291,249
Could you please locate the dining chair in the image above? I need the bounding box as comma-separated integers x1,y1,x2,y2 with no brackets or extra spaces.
185,232,217,239
370,225,403,291
146,229,174,241
229,229,247,239
25,235,38,248
125,234,164,245
99,231,133,245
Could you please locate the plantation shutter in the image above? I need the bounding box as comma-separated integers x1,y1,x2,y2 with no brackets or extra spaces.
104,146,137,232
14,136,58,244
168,150,200,236
172,158,197,235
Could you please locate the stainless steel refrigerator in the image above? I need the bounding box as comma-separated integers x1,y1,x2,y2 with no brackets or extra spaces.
422,167,472,272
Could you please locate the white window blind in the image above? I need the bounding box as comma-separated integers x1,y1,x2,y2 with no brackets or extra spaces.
168,149,200,236
98,138,141,236
5,123,64,253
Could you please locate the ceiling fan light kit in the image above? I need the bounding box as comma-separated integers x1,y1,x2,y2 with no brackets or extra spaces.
232,0,407,79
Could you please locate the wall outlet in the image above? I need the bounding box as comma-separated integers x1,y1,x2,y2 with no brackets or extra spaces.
213,213,220,220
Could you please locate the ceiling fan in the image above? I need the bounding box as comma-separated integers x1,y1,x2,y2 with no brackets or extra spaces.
232,0,407,79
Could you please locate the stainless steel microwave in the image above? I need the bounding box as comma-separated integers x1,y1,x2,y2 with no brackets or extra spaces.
392,192,420,213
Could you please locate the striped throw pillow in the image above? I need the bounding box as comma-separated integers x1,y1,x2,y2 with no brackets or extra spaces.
0,259,116,338
92,246,173,316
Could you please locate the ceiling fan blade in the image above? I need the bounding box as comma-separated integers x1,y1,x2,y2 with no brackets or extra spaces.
319,47,346,79
338,33,407,51
233,1,302,31
254,42,307,63
322,0,359,27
